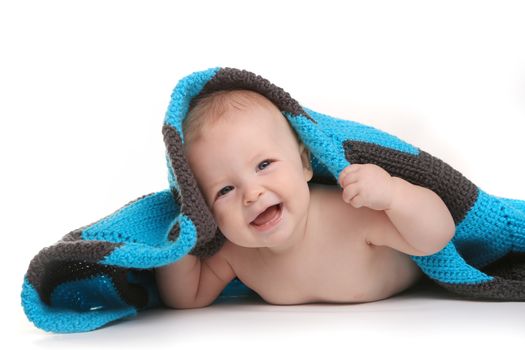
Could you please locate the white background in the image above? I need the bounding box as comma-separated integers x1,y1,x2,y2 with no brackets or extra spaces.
2,0,525,348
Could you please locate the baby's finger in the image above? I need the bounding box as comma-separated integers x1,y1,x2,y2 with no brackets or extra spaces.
340,171,360,188
338,164,361,186
349,194,364,208
342,184,360,204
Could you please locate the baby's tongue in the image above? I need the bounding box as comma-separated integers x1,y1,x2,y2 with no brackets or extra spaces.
252,205,279,226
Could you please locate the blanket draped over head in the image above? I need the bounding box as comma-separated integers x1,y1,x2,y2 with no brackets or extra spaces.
22,67,525,333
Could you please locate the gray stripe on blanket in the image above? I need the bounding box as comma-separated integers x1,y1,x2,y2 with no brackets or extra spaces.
196,67,315,122
343,141,478,224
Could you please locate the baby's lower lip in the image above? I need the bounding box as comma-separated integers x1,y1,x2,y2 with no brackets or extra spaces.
250,204,283,233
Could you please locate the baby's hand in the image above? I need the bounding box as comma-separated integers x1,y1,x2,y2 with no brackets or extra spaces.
338,164,394,210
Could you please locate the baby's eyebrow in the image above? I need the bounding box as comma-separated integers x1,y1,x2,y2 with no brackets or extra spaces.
249,152,263,164
207,179,223,191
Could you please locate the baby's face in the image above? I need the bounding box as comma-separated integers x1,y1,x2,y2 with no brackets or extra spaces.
185,101,313,251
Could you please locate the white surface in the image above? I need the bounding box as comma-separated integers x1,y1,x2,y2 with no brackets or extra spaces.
17,284,525,348
2,0,525,348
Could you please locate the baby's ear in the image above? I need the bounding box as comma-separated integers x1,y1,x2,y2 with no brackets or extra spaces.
299,143,313,181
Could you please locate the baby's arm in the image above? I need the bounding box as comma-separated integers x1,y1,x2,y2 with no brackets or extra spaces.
155,248,236,309
339,164,456,256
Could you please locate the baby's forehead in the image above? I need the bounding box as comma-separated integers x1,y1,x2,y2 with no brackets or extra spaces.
191,90,287,129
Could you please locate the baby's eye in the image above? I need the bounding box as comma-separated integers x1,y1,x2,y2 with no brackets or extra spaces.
217,185,234,198
257,160,272,171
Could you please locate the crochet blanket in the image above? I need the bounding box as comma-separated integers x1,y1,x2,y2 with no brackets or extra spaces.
22,67,525,333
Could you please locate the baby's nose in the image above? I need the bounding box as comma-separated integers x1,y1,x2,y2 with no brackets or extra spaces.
243,186,264,205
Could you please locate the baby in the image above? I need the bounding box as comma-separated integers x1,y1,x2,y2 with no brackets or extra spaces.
155,90,456,308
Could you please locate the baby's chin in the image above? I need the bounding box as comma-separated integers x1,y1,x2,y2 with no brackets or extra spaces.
220,211,302,250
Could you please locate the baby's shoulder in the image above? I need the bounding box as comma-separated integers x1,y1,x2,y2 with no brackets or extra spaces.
309,183,341,198
308,183,380,236
309,183,352,220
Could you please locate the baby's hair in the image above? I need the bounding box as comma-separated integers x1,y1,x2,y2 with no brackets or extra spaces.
184,90,260,145
183,90,301,147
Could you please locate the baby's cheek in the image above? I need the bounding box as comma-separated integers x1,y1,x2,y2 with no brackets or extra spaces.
213,209,234,231
213,212,226,228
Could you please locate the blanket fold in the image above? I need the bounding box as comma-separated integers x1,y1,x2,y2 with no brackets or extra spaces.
22,67,525,333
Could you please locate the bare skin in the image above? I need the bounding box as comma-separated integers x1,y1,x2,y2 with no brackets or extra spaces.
155,90,455,309
216,183,425,305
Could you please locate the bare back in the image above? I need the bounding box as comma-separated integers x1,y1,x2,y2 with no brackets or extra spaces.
219,184,423,305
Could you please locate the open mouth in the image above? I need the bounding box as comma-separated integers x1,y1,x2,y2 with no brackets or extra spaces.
250,203,283,228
